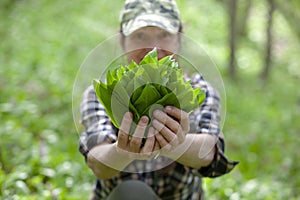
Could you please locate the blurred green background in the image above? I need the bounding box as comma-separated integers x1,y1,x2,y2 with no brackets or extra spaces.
1,0,299,199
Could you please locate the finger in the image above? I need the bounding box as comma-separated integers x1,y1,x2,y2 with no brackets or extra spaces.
117,112,132,149
140,126,155,156
165,106,190,133
130,116,149,153
155,133,171,151
153,140,160,152
153,109,181,134
152,119,177,145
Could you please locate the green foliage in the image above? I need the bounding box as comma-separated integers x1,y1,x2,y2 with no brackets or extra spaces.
206,70,300,199
94,49,205,130
0,0,299,199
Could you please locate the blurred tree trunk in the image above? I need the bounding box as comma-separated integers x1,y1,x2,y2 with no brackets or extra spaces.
228,0,238,79
237,0,252,37
275,0,300,43
0,148,6,172
261,0,275,80
225,0,252,79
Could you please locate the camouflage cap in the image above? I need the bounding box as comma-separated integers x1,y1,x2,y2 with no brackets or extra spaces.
120,0,181,36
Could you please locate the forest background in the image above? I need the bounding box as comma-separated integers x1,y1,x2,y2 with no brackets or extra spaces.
1,0,299,199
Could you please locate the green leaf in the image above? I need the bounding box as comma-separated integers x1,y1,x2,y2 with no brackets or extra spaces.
93,80,116,126
159,85,170,96
131,85,145,104
113,84,130,103
129,101,140,124
177,88,194,108
196,89,206,105
158,54,173,66
140,64,158,82
117,65,126,79
154,91,180,108
134,84,161,113
109,94,128,127
124,76,135,94
166,81,178,92
127,60,139,70
106,68,119,85
139,48,158,65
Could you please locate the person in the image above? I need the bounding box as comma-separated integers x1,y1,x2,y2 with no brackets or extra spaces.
79,0,238,199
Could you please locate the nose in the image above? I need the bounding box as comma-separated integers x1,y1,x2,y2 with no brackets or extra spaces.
145,37,159,49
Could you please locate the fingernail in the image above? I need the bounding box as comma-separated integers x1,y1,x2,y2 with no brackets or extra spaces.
127,112,133,119
141,116,148,124
165,106,172,111
152,119,157,125
153,109,162,116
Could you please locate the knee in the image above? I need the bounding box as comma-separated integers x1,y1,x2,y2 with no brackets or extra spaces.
107,180,158,200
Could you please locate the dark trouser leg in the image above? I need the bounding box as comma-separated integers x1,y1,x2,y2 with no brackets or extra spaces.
106,180,159,200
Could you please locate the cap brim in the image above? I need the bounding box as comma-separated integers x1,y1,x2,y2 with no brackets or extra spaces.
122,14,180,36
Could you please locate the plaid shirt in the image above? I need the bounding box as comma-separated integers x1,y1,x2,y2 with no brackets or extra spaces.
79,73,238,200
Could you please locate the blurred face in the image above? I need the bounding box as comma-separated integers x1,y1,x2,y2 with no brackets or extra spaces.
121,26,180,63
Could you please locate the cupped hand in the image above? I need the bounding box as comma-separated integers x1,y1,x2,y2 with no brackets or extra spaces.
116,112,159,160
152,106,190,151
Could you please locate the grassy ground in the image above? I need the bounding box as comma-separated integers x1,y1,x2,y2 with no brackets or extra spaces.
1,0,299,199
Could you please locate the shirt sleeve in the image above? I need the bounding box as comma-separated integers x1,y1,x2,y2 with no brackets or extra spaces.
78,85,117,158
190,73,239,178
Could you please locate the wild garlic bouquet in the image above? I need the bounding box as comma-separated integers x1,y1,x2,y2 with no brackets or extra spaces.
93,49,205,133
